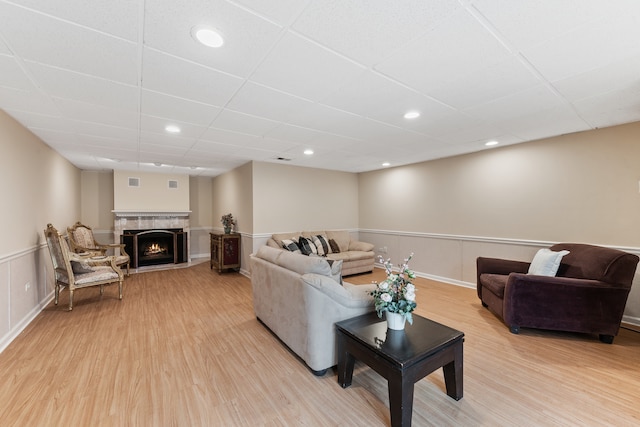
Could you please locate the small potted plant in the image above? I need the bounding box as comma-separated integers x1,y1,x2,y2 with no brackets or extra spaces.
221,213,236,234
370,253,417,330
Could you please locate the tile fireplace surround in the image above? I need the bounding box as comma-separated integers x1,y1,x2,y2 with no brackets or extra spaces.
113,211,190,261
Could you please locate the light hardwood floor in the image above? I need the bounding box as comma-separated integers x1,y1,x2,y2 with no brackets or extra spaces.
1,261,638,426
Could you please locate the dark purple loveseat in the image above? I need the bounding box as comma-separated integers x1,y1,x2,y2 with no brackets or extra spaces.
476,243,639,343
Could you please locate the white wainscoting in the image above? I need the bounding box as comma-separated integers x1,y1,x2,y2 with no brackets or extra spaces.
248,229,640,329
0,244,54,353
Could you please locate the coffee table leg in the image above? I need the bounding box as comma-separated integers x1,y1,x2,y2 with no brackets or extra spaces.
443,342,463,400
388,376,413,427
337,333,355,388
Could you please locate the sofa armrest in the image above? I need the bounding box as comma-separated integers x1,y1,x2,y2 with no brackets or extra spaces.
477,257,530,276
348,240,374,252
302,274,375,309
503,273,631,334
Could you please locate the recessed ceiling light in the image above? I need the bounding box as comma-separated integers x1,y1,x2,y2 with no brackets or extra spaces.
165,125,181,134
485,140,499,146
403,111,420,119
304,149,314,155
382,162,391,167
192,26,224,48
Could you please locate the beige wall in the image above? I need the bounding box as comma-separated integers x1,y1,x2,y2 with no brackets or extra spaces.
251,161,359,233
0,109,81,351
113,170,189,212
81,170,114,231
189,176,214,228
0,110,80,254
212,162,253,234
359,122,640,247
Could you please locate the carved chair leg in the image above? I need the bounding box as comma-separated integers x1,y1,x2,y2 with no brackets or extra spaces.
68,290,74,311
54,284,59,305
118,281,123,300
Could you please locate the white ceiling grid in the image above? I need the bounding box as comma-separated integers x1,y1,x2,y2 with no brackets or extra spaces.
0,0,639,176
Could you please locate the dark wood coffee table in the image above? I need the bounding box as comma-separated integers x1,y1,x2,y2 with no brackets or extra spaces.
336,312,464,427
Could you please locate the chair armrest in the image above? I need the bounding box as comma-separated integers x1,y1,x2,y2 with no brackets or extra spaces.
73,244,107,256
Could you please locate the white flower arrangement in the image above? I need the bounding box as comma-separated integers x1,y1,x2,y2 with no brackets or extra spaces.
370,253,417,324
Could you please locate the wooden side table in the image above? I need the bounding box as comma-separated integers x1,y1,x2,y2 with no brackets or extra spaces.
336,312,464,427
210,233,241,273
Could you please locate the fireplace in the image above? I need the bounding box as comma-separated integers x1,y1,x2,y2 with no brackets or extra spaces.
122,228,188,268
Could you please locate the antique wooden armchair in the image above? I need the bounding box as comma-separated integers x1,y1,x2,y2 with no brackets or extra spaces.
44,224,124,311
67,221,130,275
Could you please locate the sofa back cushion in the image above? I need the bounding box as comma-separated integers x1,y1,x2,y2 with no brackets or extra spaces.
326,230,351,253
271,232,301,248
550,243,639,286
256,245,333,277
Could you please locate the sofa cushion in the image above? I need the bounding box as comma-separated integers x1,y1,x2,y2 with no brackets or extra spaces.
326,230,351,252
329,239,340,253
348,240,374,252
528,249,570,276
257,245,332,277
271,232,301,248
298,236,318,256
327,251,373,262
480,273,509,298
282,238,301,254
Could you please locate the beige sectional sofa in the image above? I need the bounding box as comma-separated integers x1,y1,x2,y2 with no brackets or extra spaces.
250,245,376,375
266,230,375,276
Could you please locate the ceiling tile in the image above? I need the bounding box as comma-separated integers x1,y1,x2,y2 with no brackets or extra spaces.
211,109,280,136
522,11,640,82
251,32,365,101
473,0,640,51
0,87,61,116
463,85,566,122
375,8,512,94
0,55,34,91
292,0,462,65
144,0,283,77
0,3,138,84
553,55,640,102
11,0,140,41
54,98,139,130
24,61,138,111
425,55,542,109
140,115,207,139
140,90,221,126
141,48,244,106
573,86,640,129
225,82,313,122
234,0,310,26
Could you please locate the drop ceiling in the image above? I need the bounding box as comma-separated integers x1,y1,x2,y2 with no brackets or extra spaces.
1,0,640,177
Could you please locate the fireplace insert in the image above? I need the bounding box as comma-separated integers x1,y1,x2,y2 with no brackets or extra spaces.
121,228,187,268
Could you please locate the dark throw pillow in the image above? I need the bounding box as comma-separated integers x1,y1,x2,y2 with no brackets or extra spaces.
328,238,341,254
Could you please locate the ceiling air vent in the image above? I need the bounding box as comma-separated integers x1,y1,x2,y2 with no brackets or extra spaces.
128,177,140,187
275,156,291,161
168,180,178,189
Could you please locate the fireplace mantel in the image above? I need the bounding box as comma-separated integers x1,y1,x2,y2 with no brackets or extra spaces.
113,211,191,264
112,210,191,217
